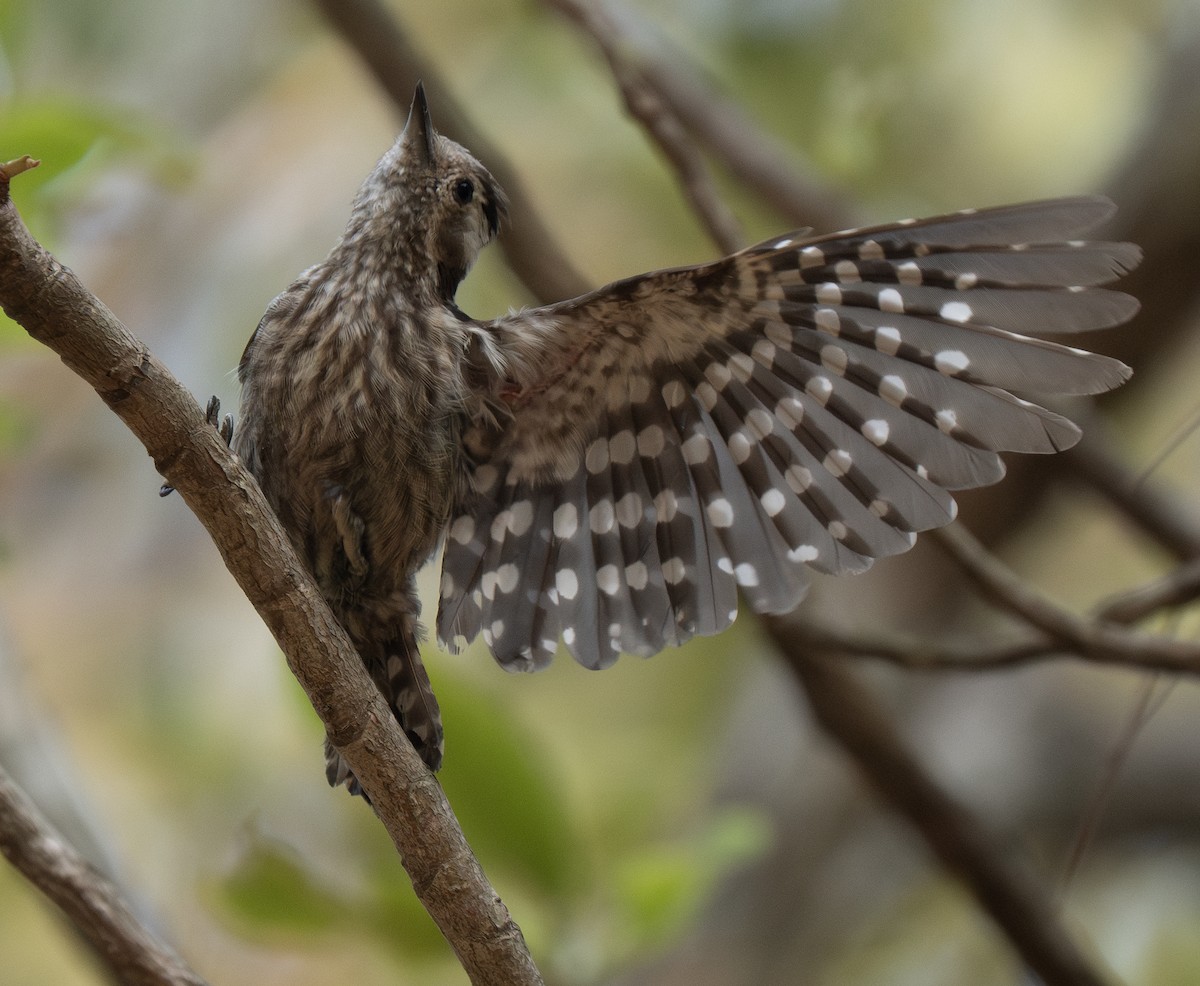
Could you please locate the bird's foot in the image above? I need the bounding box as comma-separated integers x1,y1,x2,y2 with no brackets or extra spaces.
159,395,235,497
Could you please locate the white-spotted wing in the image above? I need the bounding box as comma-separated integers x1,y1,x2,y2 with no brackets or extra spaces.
437,197,1138,672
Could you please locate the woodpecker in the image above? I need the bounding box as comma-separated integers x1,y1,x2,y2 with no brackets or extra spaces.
230,84,1138,793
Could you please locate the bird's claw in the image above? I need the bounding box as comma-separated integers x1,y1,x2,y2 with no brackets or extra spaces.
205,396,235,448
160,395,235,496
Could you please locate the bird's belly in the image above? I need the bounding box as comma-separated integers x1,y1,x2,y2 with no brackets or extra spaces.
335,419,460,581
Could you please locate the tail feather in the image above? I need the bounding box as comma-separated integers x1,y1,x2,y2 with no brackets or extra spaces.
385,648,444,771
325,631,445,797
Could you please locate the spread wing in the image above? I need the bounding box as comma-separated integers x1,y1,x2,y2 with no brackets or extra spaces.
437,196,1139,672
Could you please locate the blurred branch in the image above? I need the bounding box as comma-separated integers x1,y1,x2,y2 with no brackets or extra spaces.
777,642,1117,986
781,579,1200,674
1059,677,1170,893
931,525,1200,672
546,0,743,254
645,58,858,234
314,0,588,305
0,173,542,985
544,0,857,234
778,622,1076,673
0,762,208,986
1098,558,1200,624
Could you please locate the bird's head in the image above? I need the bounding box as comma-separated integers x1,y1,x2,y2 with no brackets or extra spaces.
347,83,507,302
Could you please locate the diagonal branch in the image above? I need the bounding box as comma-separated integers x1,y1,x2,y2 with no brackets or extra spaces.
544,0,857,234
776,639,1118,986
546,0,744,254
0,169,542,985
1097,557,1200,624
778,621,1088,673
778,597,1200,675
0,761,209,986
1064,413,1200,561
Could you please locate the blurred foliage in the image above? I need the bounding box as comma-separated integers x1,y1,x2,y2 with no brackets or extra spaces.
0,395,34,461
0,96,192,348
0,0,1193,984
611,805,772,952
216,834,349,937
0,100,188,233
437,673,581,898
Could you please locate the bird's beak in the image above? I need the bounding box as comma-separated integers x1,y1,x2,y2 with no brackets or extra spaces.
402,81,437,165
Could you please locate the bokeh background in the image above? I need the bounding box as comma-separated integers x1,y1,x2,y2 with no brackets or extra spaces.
3,0,1200,983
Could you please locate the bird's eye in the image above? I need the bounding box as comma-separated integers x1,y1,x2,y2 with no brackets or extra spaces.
453,178,475,204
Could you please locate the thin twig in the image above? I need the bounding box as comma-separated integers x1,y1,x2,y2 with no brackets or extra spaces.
547,0,743,254
776,639,1117,986
1060,676,1173,893
0,156,40,180
779,620,1066,671
0,168,542,986
314,0,588,306
0,762,208,986
779,604,1200,675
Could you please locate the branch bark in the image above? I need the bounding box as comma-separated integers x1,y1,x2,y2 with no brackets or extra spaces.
0,762,208,986
0,171,542,984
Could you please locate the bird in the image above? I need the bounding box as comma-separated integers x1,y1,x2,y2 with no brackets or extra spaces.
229,83,1138,795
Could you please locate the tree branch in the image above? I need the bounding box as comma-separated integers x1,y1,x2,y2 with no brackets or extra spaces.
0,171,542,984
1065,413,1200,561
778,587,1200,676
778,620,1073,672
0,761,208,986
776,640,1117,986
931,525,1200,672
1097,557,1200,625
544,0,857,234
546,0,744,255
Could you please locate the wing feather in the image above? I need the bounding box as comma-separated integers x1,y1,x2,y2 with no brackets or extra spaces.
437,197,1138,668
